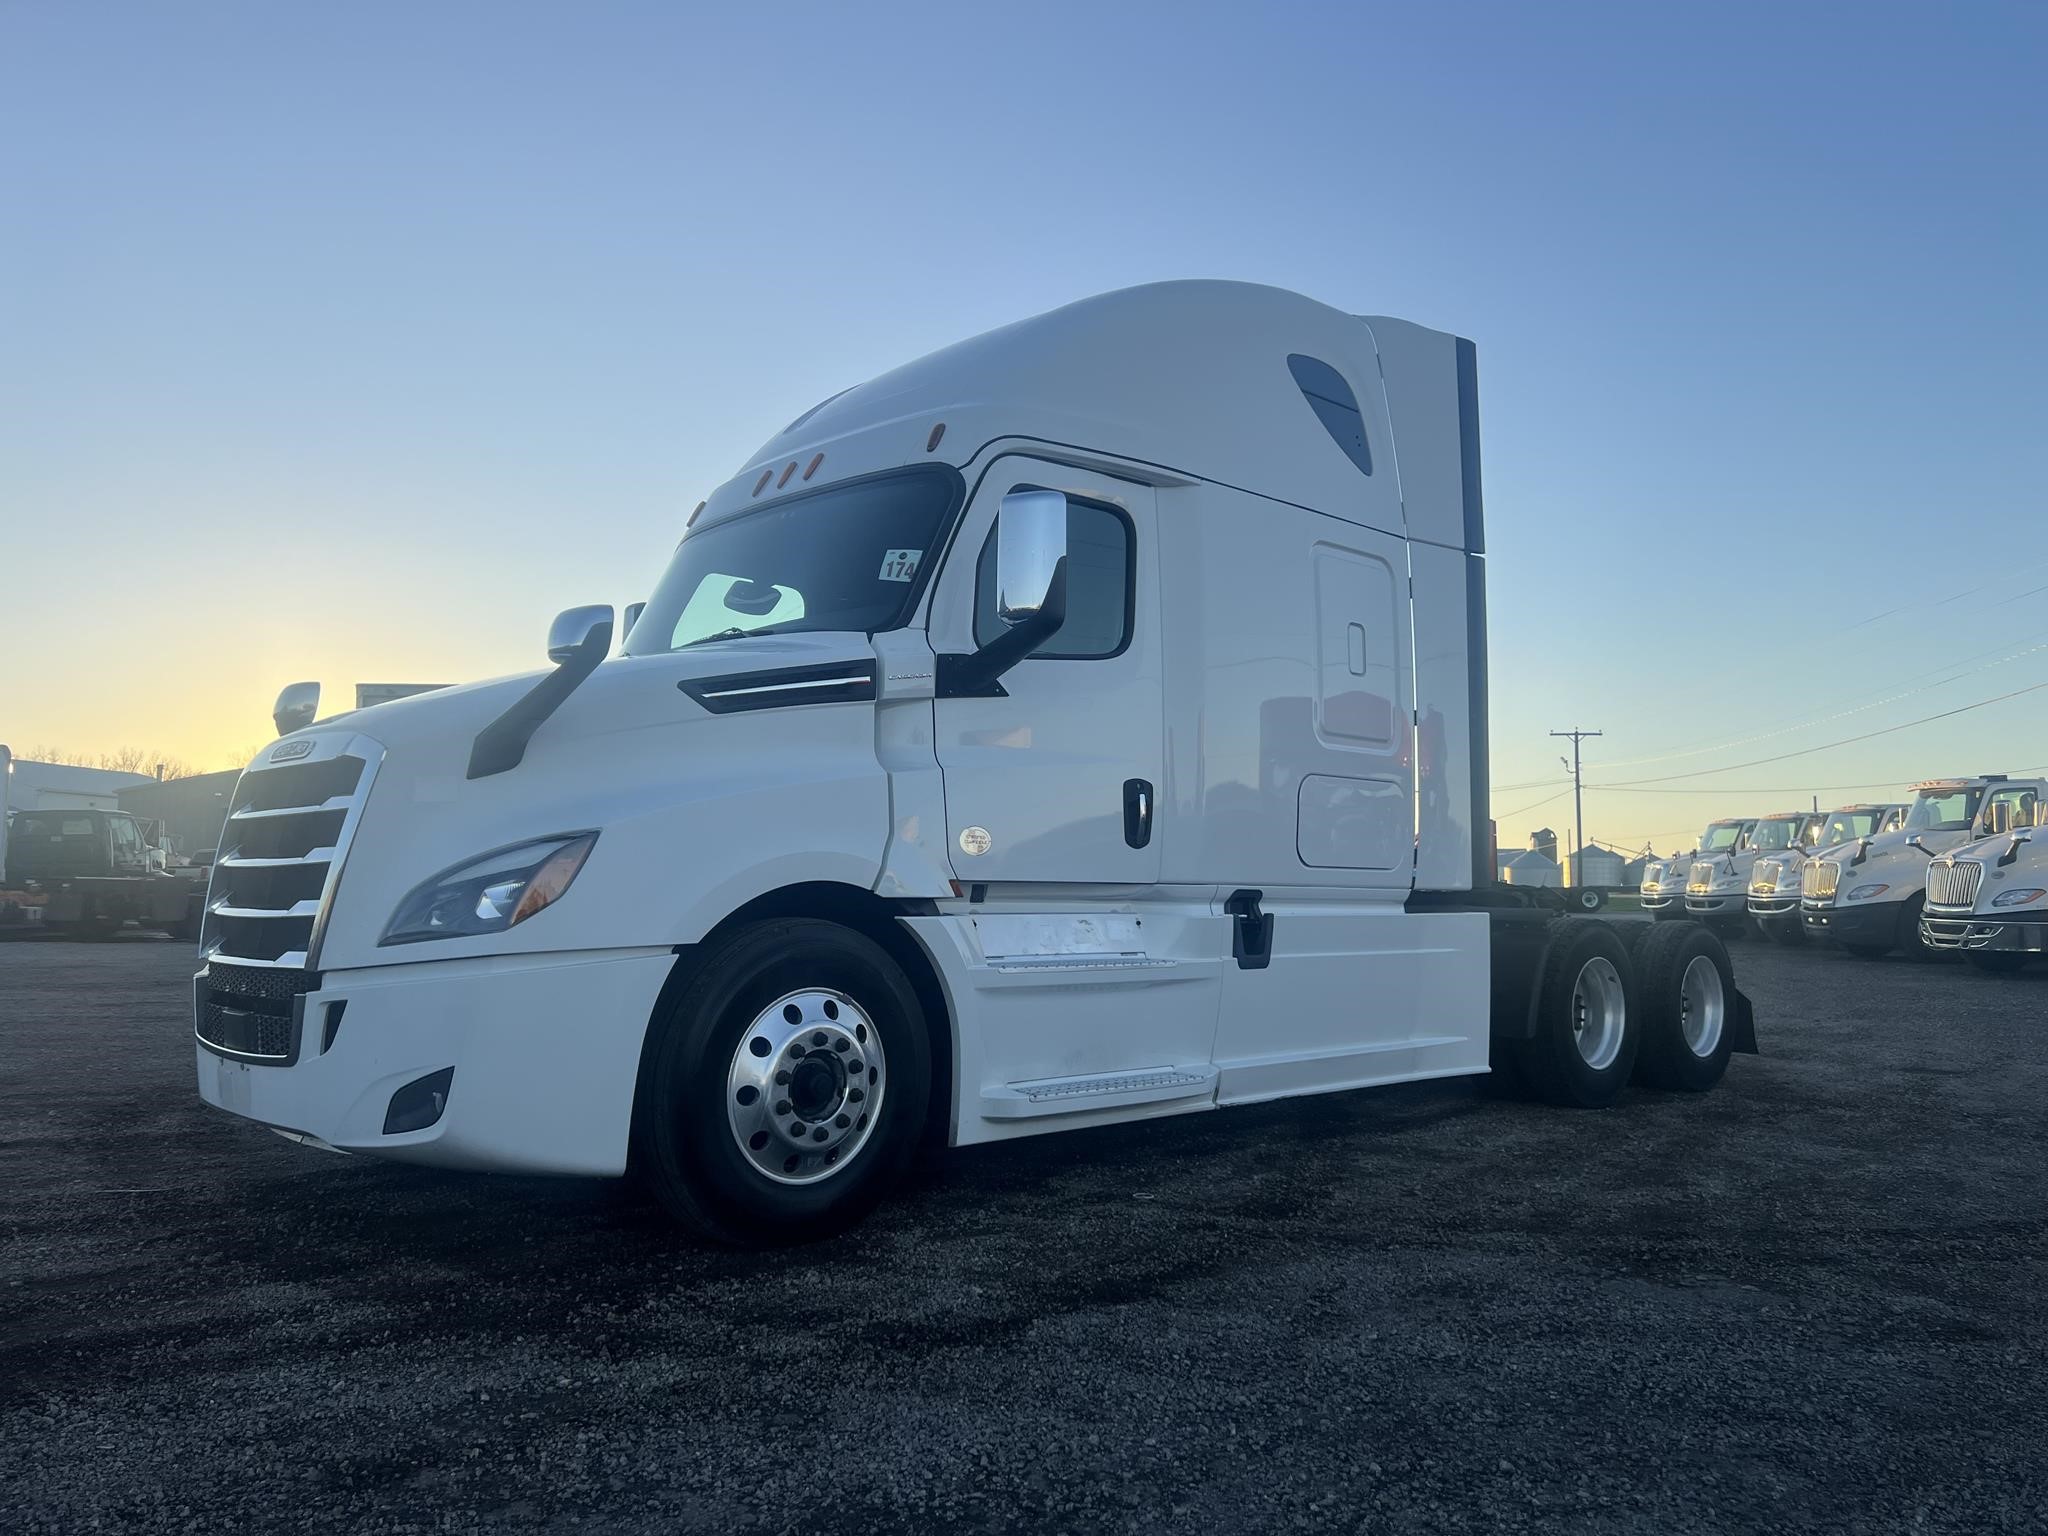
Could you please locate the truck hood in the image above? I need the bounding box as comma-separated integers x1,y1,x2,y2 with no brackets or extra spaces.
268,633,900,972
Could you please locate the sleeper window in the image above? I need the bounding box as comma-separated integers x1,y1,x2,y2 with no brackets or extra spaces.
973,494,1133,659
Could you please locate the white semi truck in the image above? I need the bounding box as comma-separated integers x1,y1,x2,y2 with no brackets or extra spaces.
1747,803,1905,943
1919,793,2048,973
1639,819,1754,923
1687,813,1814,934
1801,776,2048,958
192,282,1757,1244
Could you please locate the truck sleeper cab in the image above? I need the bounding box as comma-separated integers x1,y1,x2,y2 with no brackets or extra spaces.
1802,777,2048,958
1920,796,2048,973
192,282,1757,1244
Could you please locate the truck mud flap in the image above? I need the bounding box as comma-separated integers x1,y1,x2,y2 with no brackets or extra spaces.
1729,988,1759,1055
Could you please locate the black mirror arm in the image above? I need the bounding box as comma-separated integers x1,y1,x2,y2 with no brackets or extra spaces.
467,624,613,780
935,559,1068,699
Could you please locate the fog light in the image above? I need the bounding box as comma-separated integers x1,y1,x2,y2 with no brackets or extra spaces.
383,1067,455,1135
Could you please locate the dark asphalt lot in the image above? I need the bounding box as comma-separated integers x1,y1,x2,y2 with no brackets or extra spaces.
2,933,2045,1534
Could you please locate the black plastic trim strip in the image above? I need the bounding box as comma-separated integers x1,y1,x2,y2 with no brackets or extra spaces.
679,659,879,714
1466,553,1491,891
1455,337,1485,556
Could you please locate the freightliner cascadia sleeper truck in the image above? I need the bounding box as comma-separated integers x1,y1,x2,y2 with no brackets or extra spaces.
193,282,1756,1244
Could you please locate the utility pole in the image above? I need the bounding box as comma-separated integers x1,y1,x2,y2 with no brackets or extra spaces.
1551,728,1602,888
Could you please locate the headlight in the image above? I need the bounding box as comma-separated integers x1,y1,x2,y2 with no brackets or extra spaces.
1845,883,1889,901
1992,888,2046,908
380,833,598,946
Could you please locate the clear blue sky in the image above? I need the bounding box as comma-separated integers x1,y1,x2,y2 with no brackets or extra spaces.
4,1,2043,851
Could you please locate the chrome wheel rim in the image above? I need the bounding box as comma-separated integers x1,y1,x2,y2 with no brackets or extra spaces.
1678,954,1725,1057
726,989,886,1186
1571,956,1626,1071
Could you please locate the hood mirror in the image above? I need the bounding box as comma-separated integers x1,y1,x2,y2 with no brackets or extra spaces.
548,605,615,664
622,601,646,641
273,681,320,737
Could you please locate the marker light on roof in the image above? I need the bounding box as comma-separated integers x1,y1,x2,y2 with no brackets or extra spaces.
752,470,773,496
777,460,798,488
687,501,705,527
803,453,824,481
926,422,946,453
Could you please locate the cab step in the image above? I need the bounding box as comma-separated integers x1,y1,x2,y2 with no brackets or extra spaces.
979,1064,1217,1120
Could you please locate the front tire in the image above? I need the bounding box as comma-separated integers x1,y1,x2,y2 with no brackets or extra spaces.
634,919,932,1246
1632,923,1735,1092
1511,918,1641,1108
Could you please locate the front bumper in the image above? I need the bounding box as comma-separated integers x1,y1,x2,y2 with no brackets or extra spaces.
1685,892,1746,917
1920,912,2048,954
1639,890,1683,912
1802,899,1896,946
193,947,675,1176
1748,893,1801,919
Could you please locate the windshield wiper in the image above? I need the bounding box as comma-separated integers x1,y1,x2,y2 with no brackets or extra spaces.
679,623,788,648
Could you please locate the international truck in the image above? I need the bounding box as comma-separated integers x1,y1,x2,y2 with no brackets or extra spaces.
1801,776,2048,958
1746,803,1905,943
1687,814,1811,934
1639,819,1754,923
191,281,1757,1245
1,807,205,939
1920,793,2048,973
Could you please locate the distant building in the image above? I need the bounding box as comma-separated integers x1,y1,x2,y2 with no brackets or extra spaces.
1499,848,1562,888
1528,827,1558,863
118,770,241,860
2,759,153,814
1567,845,1627,890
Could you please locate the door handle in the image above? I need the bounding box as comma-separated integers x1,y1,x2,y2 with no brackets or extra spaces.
1123,778,1153,849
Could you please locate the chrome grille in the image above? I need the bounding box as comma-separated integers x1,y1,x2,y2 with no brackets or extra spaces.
201,736,381,969
1803,859,1841,900
1751,858,1782,895
1926,859,1984,910
1686,860,1715,894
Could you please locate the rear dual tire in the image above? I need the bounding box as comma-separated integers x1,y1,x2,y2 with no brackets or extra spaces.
1513,918,1734,1106
1630,923,1735,1092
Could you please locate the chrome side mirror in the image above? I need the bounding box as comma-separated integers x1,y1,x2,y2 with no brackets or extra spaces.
547,605,615,664
273,681,320,737
996,489,1069,624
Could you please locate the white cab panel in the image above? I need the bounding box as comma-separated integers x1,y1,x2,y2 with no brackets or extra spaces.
1210,902,1489,1102
900,897,1226,1145
927,456,1164,885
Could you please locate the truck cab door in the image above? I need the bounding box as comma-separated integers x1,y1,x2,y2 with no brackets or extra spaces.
926,457,1162,886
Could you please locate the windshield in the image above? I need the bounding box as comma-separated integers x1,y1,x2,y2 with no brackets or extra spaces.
1904,788,1981,832
1817,809,1883,846
624,468,961,655
1747,818,1803,851
1699,822,1745,852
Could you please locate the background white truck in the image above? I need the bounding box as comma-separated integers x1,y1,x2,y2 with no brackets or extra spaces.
1640,819,1754,923
191,281,1757,1244
1801,777,2048,958
1920,794,2048,973
1747,803,1904,943
1688,812,1817,935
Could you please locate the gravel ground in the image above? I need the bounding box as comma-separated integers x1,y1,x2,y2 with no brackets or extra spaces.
2,933,2045,1534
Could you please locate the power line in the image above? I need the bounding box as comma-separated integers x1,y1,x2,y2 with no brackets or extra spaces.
1496,785,1573,821
1584,676,2048,788
1592,633,2048,771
